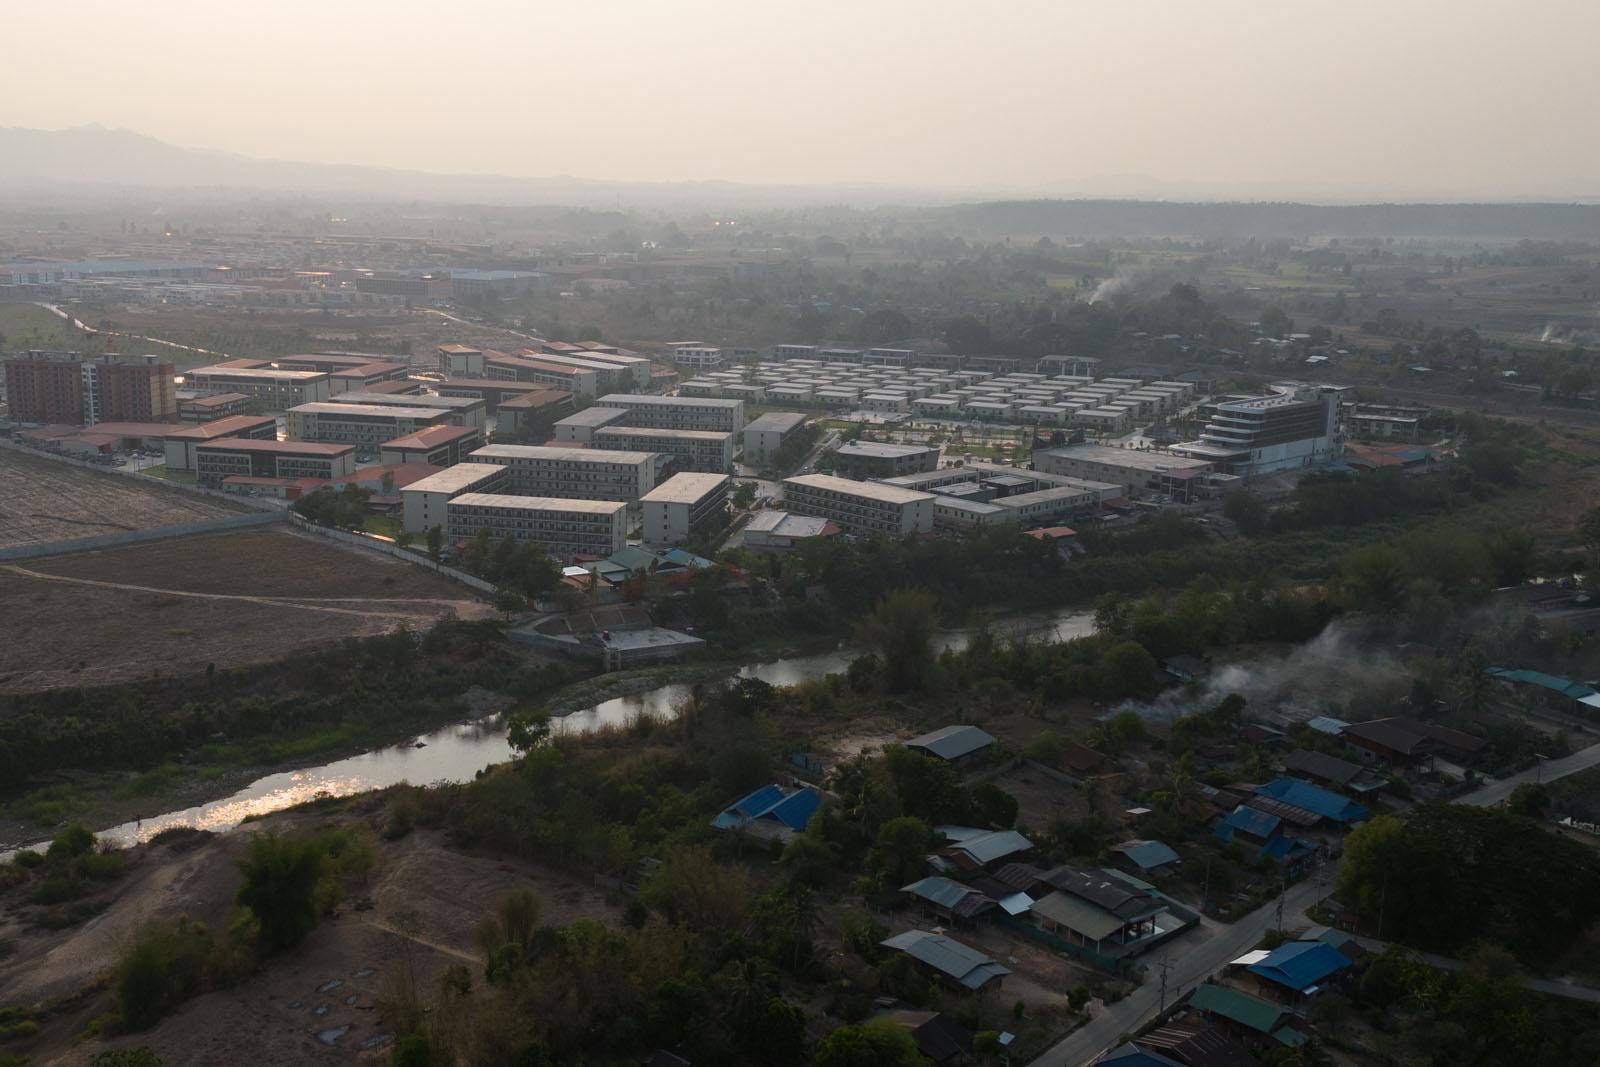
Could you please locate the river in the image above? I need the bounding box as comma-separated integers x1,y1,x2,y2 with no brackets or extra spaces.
20,605,1095,852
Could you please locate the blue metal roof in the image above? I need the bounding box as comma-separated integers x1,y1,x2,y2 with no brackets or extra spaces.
1247,940,1351,991
1255,778,1367,823
1096,1045,1187,1067
1486,667,1597,700
901,876,980,910
1112,840,1181,871
711,784,819,832
1215,805,1280,842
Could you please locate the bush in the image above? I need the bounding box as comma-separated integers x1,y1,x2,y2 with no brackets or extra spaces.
90,1051,165,1067
235,832,330,952
47,824,95,859
114,918,215,1030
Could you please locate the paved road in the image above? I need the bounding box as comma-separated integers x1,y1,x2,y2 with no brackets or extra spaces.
1031,742,1600,1066
1456,740,1600,807
1029,871,1334,1067
1347,936,1600,1004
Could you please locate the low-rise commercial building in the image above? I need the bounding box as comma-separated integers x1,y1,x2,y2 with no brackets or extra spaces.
194,438,355,486
741,510,841,552
286,403,455,447
400,462,509,534
445,493,627,559
468,443,656,501
834,441,939,479
1033,444,1215,500
593,425,734,473
782,474,935,536
161,414,279,471
641,472,730,547
183,366,332,410
743,411,808,466
598,394,745,433
551,406,631,444
379,424,485,467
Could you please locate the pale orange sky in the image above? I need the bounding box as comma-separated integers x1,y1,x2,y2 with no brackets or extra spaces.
5,0,1598,197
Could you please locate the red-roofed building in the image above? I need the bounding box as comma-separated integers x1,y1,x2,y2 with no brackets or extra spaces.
162,415,279,470
379,424,484,467
194,437,355,486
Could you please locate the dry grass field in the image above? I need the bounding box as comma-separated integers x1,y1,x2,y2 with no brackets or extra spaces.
0,527,490,692
0,450,251,549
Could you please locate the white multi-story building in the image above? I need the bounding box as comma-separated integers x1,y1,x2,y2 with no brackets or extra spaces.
742,411,808,466
592,425,734,473
782,474,935,536
445,493,627,560
640,473,730,547
597,394,745,433
1171,383,1339,476
182,366,332,410
468,443,656,501
285,403,455,447
331,391,487,430
551,407,631,444
400,463,510,534
667,343,724,369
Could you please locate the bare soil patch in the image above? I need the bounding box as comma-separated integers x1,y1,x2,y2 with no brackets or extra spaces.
0,528,487,692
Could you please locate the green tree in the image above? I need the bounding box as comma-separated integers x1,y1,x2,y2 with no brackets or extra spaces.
855,589,939,693
492,585,526,616
814,1018,926,1067
395,528,414,550
235,832,329,952
1505,782,1549,818
732,482,757,509
113,918,215,1030
871,816,935,886
425,525,444,563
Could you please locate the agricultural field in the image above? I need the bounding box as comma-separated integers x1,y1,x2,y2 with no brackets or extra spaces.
0,302,97,354
0,527,489,692
0,450,251,549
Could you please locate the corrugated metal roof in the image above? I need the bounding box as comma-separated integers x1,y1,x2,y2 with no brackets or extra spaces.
880,931,1010,989
1255,778,1367,823
1189,983,1287,1034
1215,805,1280,841
1111,840,1180,871
1247,940,1351,991
1028,891,1125,941
953,829,1034,865
905,725,996,761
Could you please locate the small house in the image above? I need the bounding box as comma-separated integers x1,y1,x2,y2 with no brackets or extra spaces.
710,783,820,841
879,930,1011,993
899,876,997,924
1245,940,1352,998
1187,983,1309,1051
888,1011,975,1066
931,827,1034,873
1110,839,1181,877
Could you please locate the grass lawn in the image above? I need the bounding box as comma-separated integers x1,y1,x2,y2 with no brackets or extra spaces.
142,466,197,484
362,514,401,539
0,303,96,353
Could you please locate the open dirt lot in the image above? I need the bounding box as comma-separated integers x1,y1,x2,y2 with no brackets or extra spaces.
1,811,623,1067
0,450,251,549
0,527,489,692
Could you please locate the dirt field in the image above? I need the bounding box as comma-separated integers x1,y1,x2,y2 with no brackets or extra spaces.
0,527,489,692
0,450,252,549
1,809,623,1067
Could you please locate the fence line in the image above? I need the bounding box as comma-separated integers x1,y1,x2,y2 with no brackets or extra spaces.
0,510,287,561
286,515,496,595
0,438,283,512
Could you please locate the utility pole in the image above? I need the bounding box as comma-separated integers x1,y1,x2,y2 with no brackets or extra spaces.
1275,875,1286,935
1202,856,1212,915
1158,949,1171,1014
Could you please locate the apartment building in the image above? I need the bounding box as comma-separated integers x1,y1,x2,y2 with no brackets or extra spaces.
285,403,454,447
379,424,486,468
743,411,808,466
183,366,333,410
330,390,487,430
833,441,939,480
193,439,355,486
400,462,509,534
514,350,630,392
176,391,252,421
436,344,484,377
3,352,176,425
552,407,631,444
445,493,627,560
667,343,724,369
641,472,730,547
433,378,565,413
161,415,279,471
597,394,744,433
468,443,657,501
593,425,734,473
496,389,577,439
782,474,935,536
483,352,600,397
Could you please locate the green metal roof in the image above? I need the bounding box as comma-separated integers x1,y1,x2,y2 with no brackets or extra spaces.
1190,982,1286,1034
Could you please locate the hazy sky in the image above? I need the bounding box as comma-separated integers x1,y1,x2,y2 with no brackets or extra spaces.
6,0,1599,197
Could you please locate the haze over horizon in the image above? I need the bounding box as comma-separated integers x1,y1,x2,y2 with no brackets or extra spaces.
4,0,1600,202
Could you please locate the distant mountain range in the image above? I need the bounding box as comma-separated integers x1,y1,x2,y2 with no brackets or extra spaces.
0,125,954,209
5,126,1600,239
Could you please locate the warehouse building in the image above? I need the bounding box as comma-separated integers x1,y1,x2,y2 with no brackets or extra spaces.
285,402,455,447
641,472,730,547
597,393,745,433
194,438,355,486
833,441,939,480
743,411,808,466
782,474,935,536
400,462,509,534
446,494,627,560
183,366,333,410
379,424,485,468
468,443,657,501
593,425,734,473
552,406,631,444
161,414,279,471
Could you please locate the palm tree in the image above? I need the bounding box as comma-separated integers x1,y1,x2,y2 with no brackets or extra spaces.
1154,755,1198,822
